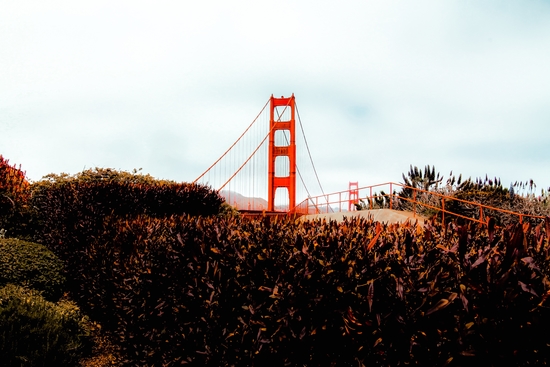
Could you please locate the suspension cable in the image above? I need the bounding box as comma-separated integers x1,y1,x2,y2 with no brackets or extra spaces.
193,98,271,183
219,132,269,191
274,108,315,208
295,102,332,211
219,102,292,192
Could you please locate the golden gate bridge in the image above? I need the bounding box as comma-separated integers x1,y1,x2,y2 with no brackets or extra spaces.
194,94,333,214
194,94,547,225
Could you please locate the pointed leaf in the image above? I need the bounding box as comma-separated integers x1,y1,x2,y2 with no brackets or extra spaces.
426,299,450,315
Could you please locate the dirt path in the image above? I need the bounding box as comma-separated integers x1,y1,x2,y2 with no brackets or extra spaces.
300,208,426,225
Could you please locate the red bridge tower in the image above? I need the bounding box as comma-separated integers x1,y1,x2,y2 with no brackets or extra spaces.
268,94,296,212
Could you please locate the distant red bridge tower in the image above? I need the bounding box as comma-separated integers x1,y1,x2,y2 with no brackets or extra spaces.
268,94,296,212
348,181,359,211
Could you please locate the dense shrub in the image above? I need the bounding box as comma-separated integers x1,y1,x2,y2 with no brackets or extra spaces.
31,168,224,221
18,164,550,365
0,155,29,215
0,284,91,366
62,213,550,366
30,168,223,242
0,155,31,237
0,238,65,301
29,168,224,293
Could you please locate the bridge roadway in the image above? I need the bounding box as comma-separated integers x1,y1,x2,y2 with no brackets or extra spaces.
300,209,426,225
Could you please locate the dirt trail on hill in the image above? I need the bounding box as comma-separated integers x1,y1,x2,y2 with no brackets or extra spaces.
300,209,426,225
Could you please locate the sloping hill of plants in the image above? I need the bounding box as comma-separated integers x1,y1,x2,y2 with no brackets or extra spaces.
397,165,549,225
2,157,550,366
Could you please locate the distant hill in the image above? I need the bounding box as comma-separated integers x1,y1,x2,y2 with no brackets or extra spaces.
220,191,345,213
220,190,268,211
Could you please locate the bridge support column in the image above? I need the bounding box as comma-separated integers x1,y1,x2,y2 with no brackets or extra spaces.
268,94,296,212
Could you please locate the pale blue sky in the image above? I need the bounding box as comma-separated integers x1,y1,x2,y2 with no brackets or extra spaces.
1,1,550,196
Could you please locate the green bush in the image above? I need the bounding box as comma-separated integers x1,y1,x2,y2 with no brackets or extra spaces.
0,238,65,301
0,284,91,366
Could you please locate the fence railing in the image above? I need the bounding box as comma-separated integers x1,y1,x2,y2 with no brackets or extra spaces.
293,182,547,227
